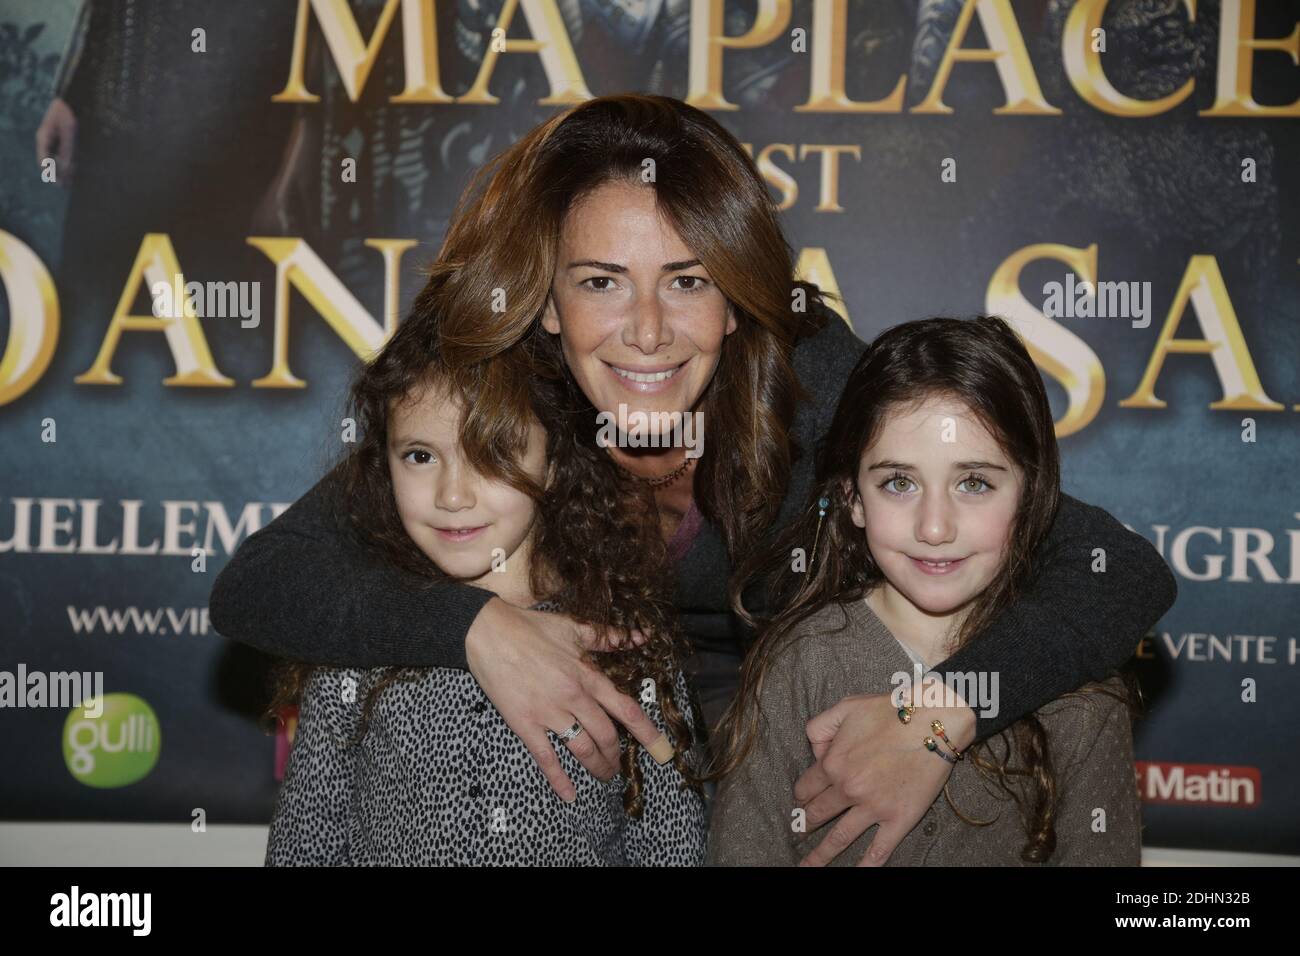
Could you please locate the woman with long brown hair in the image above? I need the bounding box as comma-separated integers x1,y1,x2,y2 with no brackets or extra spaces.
708,316,1140,865
212,94,1175,865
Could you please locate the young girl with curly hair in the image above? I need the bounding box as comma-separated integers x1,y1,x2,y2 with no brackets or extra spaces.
265,289,705,866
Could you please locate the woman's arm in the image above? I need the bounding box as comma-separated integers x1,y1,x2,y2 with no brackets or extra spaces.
209,463,493,669
935,492,1177,742
210,464,668,801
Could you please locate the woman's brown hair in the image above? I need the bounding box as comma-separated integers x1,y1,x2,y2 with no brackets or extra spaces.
713,316,1136,861
419,93,829,566
266,272,701,816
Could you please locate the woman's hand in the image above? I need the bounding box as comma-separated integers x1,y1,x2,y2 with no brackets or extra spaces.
793,683,975,866
464,596,670,802
36,98,77,186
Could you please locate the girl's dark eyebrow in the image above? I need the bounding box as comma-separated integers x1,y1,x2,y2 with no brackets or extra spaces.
389,434,444,451
567,258,702,272
867,459,1009,472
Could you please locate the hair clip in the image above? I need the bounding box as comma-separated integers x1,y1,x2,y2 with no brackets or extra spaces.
810,496,830,568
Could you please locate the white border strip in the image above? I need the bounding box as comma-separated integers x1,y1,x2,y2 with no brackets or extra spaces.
1,824,1296,867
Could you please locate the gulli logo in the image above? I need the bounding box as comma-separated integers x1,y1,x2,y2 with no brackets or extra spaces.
62,693,161,788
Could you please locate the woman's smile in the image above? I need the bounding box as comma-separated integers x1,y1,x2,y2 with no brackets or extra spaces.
604,358,690,394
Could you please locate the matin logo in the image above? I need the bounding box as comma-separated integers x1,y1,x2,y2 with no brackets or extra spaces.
1137,761,1260,807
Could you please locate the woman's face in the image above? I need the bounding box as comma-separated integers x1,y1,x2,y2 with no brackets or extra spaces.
846,396,1023,617
387,382,547,597
542,179,737,432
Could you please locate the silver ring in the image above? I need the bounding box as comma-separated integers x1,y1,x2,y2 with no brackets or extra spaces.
555,721,583,742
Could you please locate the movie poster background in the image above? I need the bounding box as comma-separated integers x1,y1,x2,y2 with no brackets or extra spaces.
1,1,1297,855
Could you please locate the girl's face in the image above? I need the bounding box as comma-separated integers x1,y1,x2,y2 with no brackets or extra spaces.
541,179,737,432
387,382,547,600
846,396,1023,618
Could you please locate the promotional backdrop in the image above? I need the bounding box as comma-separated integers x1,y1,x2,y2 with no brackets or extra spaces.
1,0,1298,856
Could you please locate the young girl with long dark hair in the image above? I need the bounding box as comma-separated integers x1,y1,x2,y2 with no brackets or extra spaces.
708,316,1142,866
265,290,705,865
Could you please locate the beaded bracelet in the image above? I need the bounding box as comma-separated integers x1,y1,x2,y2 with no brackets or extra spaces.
929,719,964,760
901,694,966,764
924,736,959,764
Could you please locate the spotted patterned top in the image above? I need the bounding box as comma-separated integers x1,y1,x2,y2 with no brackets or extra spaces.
266,605,707,866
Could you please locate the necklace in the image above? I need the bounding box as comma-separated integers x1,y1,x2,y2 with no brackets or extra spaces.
608,449,696,488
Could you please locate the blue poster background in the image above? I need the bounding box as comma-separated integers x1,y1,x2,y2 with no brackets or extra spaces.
1,0,1297,855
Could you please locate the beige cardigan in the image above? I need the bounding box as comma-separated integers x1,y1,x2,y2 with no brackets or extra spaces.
707,598,1142,866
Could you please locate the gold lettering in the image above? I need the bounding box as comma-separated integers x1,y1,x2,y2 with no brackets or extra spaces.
914,0,1061,115
1119,255,1283,411
74,234,234,388
0,231,60,406
1202,0,1300,116
986,243,1104,437
1064,0,1196,116
274,0,426,103
687,0,791,110
744,143,799,210
459,0,591,105
246,238,415,388
800,144,860,212
798,0,906,113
